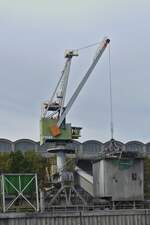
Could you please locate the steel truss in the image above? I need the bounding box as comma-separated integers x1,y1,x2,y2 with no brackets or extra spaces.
0,173,39,212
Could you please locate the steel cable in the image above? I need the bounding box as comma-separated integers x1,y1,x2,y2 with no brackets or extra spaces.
108,44,114,140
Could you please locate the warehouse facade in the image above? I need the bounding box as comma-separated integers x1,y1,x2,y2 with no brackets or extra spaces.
0,138,149,157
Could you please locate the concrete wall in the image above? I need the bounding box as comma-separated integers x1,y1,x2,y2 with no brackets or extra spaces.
0,139,13,152
0,210,150,225
93,158,144,201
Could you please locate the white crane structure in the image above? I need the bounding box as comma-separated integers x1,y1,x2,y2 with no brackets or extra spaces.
41,50,78,119
40,37,110,206
40,37,110,144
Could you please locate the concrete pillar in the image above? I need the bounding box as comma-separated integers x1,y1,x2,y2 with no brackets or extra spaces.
40,190,45,212
57,151,65,174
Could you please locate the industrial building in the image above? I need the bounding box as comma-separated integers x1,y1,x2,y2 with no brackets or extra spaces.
0,138,146,205
0,138,149,157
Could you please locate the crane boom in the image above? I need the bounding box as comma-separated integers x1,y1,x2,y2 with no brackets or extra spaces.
42,51,78,119
57,37,110,127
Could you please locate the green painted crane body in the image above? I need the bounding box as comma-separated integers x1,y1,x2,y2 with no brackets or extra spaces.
40,118,81,145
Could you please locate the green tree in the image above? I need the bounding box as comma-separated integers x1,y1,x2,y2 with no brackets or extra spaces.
0,152,10,173
8,151,25,173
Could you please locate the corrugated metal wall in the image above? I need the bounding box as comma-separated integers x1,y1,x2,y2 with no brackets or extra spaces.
0,210,150,225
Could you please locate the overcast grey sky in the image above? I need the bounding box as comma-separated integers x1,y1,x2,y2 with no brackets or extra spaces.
0,0,150,143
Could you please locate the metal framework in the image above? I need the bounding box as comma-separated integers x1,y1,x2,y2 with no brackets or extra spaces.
0,173,39,212
49,184,87,206
40,37,110,144
57,37,110,127
42,50,78,119
40,37,110,208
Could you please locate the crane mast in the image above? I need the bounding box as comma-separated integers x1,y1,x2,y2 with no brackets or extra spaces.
40,37,110,145
41,50,78,119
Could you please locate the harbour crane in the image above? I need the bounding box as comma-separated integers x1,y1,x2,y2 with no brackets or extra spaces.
40,37,110,206
40,37,110,145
